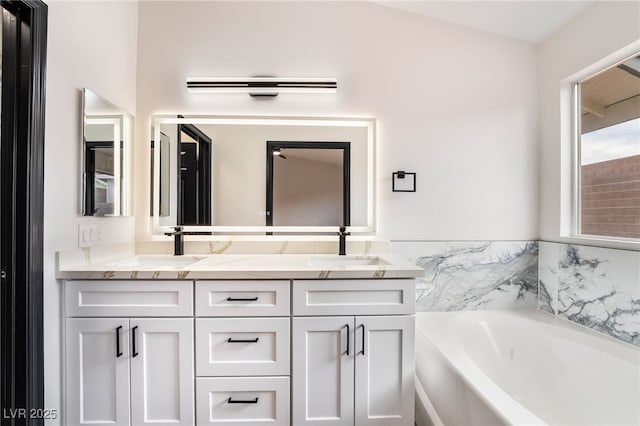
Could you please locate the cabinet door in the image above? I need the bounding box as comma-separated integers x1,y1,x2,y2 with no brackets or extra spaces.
354,316,415,426
66,318,130,426
293,317,355,426
130,318,194,426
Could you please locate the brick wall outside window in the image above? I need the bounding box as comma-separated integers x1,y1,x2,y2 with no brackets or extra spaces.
581,154,640,238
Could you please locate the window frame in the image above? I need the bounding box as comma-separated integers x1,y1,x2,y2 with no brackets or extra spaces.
565,48,640,249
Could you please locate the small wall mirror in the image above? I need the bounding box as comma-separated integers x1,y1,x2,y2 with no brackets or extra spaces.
150,115,375,235
81,88,133,216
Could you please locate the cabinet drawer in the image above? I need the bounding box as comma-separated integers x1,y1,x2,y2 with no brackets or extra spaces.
292,279,415,316
65,281,193,317
196,318,289,376
196,377,289,426
195,281,290,317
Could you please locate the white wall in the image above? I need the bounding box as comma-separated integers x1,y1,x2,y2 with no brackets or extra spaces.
537,1,640,246
135,1,538,241
43,1,138,422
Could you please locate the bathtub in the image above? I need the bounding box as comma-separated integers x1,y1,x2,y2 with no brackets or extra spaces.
415,310,640,426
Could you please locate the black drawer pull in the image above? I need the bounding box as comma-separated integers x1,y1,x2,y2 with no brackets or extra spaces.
344,324,350,356
227,397,259,404
132,326,139,358
226,296,258,302
227,337,259,343
116,326,123,358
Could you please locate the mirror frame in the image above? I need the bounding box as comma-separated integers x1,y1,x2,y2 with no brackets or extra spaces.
80,88,133,216
150,115,376,235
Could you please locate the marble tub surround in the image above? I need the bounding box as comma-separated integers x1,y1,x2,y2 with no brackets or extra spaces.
538,241,640,346
136,239,390,256
391,241,539,311
56,250,423,280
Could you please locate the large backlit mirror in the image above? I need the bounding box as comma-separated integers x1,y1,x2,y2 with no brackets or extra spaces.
150,116,375,235
81,89,133,216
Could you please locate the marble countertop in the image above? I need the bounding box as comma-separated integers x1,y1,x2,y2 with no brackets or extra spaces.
56,246,423,280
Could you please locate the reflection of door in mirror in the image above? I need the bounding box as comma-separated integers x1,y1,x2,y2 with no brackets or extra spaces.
85,142,115,215
83,119,121,216
267,142,350,227
178,123,212,225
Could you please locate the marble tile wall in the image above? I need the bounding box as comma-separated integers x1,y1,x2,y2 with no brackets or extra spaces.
538,241,640,346
391,241,539,311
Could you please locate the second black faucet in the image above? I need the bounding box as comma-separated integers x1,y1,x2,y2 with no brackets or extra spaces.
338,226,350,256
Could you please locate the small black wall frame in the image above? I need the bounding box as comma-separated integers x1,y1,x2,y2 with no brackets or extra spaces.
392,171,416,192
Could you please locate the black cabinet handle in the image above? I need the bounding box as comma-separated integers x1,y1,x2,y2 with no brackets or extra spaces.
227,337,259,343
116,326,123,358
344,324,350,356
227,397,259,404
226,296,258,302
132,326,139,357
359,324,366,356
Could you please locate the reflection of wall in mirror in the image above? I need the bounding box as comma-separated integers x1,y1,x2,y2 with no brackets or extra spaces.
158,123,178,227
160,133,170,216
84,121,118,142
273,154,342,226
150,129,171,217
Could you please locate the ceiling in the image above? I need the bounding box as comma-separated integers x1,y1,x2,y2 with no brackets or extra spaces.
374,1,595,44
582,63,640,109
580,55,640,133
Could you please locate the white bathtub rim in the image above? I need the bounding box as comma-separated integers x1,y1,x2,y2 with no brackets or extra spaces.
415,325,546,426
416,309,640,426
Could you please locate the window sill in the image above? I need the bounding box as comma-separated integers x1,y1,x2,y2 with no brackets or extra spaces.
555,234,640,252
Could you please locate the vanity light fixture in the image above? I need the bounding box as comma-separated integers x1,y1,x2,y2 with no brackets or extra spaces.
186,77,337,97
392,171,416,192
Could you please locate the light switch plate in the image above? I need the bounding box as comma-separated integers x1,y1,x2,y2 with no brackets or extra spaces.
78,224,102,247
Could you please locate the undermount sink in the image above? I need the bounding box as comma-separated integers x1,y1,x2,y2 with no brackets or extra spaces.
105,255,204,268
307,255,390,267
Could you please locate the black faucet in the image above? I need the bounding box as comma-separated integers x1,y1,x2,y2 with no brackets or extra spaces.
164,227,214,256
165,226,184,256
338,226,350,256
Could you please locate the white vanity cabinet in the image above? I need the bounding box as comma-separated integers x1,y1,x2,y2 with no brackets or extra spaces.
292,279,415,426
64,281,195,426
62,275,416,426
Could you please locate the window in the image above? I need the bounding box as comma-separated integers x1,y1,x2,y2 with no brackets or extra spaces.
575,53,640,240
